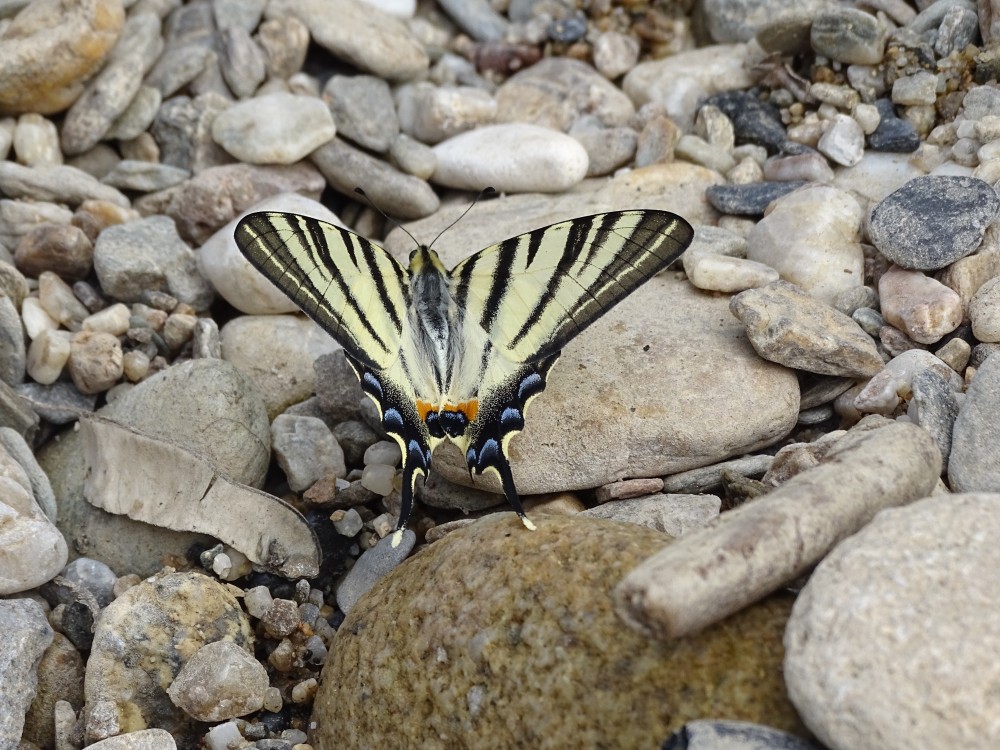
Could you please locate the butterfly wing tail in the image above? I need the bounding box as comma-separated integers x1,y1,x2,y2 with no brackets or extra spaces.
464,354,559,531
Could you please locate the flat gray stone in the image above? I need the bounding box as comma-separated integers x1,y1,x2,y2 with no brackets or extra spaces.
0,599,54,747
335,529,416,615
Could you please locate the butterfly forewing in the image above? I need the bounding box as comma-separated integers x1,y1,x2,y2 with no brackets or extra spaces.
234,212,410,371
450,211,694,365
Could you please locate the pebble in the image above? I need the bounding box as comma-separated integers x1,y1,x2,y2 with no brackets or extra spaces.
674,133,736,173
948,352,1000,492
201,193,342,315
810,8,885,65
634,115,680,167
909,368,960,465
37,270,90,329
27,328,71,385
0,441,67,593
21,632,85,749
430,123,588,193
60,12,164,155
335,529,416,614
396,82,497,145
85,571,254,742
969,275,1000,342
0,0,124,115
704,90,789,154
618,419,939,639
705,181,806,216
266,0,428,80
571,124,638,177
13,113,62,166
437,0,507,41
853,349,962,414
68,331,124,395
0,162,129,208
252,21,303,79
0,599,54,745
592,30,640,79
325,74,399,153
388,133,437,179
271,414,347,492
311,137,440,220
816,113,864,166
730,281,884,377
762,151,834,182
167,640,269,722
687,254,779,293
93,216,215,310
219,314,339,418
866,98,920,152
878,265,963,344
867,175,1000,270
14,223,94,281
0,294,26,385
581,493,721,536
218,26,267,98
625,45,754,131
0,426,57,521
746,186,865,305
211,92,336,165
785,492,1000,750
100,161,190,193
150,93,232,174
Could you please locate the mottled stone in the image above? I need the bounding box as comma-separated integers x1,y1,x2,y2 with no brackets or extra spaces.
325,74,398,153
84,571,253,742
731,281,884,377
0,599,54,746
166,640,267,721
314,515,805,749
810,8,885,64
706,181,805,216
786,492,1000,750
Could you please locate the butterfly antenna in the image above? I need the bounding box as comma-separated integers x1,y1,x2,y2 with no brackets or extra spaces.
428,186,496,249
353,187,422,249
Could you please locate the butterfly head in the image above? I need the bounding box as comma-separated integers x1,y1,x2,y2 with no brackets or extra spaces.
408,245,448,276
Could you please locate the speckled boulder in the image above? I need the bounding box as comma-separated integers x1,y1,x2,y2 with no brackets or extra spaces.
312,514,805,750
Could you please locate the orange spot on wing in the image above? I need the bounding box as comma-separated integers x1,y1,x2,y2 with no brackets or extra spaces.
415,399,435,421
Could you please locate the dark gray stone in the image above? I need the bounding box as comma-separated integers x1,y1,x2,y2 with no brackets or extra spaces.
867,99,919,152
0,293,25,386
706,181,806,216
14,381,97,425
868,176,1000,270
325,75,399,153
704,90,788,154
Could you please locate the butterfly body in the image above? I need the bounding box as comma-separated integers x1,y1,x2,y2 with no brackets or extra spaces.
235,208,694,540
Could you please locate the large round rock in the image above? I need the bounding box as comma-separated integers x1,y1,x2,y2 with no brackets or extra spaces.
312,514,805,749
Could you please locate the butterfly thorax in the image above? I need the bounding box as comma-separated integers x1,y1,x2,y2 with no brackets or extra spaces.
407,246,475,442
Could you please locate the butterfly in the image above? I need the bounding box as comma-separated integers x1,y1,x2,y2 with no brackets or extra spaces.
235,205,693,545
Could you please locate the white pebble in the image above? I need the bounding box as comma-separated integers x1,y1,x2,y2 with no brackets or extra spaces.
817,114,865,167
332,508,364,537
243,585,274,619
687,254,779,293
363,440,401,467
361,463,396,496
13,113,62,166
21,296,58,340
853,102,881,134
431,123,589,193
211,92,336,165
26,328,70,385
891,71,938,106
82,302,131,336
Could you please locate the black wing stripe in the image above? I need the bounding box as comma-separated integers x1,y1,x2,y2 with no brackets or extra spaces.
478,236,519,331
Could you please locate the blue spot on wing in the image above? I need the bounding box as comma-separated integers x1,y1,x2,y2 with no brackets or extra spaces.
518,373,542,400
383,408,404,432
362,371,383,398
